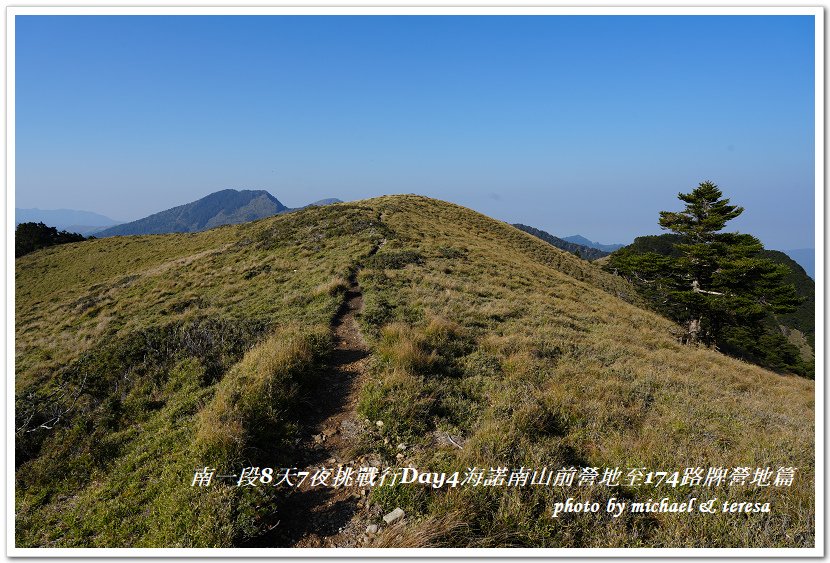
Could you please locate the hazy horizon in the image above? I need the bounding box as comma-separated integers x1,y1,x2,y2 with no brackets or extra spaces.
14,187,818,253
15,15,816,249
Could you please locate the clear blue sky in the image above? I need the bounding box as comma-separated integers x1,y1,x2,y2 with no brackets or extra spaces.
15,15,815,249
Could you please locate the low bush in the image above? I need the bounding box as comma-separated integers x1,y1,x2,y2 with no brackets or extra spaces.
366,249,423,270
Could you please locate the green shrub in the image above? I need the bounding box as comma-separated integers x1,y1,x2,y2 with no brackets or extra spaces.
367,249,423,270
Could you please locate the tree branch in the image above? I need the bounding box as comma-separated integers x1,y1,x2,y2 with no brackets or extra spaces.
692,280,724,296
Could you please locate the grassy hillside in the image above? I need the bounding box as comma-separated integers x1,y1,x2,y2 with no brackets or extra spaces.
15,196,814,548
512,224,610,261
16,203,384,546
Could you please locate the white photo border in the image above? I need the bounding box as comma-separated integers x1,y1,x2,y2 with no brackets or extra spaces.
5,4,824,559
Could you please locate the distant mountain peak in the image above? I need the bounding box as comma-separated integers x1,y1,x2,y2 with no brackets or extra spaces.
308,198,343,207
514,224,610,261
563,235,624,253
15,207,121,236
96,189,289,237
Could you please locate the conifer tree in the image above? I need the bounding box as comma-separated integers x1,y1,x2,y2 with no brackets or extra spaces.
15,222,86,258
611,181,801,348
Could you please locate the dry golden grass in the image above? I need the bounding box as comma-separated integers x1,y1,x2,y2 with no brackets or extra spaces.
371,509,471,547
15,203,383,547
15,194,814,548
195,324,330,463
354,195,814,548
15,203,382,390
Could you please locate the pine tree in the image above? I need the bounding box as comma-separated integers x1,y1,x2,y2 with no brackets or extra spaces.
656,181,801,345
610,181,801,350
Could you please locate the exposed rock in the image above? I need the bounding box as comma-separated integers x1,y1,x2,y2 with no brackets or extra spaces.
339,419,360,435
383,507,405,525
366,524,378,535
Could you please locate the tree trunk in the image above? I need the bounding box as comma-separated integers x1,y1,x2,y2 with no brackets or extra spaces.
685,317,701,344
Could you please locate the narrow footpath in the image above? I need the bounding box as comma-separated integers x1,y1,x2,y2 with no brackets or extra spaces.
264,244,386,547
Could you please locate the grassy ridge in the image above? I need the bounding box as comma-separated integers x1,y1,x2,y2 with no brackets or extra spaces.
353,196,814,547
15,203,384,546
15,195,814,548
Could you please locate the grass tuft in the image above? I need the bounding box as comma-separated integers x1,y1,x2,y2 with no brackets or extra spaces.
195,324,330,465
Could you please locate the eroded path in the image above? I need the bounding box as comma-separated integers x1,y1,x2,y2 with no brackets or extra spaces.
259,246,386,548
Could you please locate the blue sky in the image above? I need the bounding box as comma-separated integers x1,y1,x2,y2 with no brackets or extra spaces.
15,15,815,249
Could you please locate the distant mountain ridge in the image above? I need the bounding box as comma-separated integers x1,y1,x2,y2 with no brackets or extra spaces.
96,189,288,236
563,235,624,252
94,190,343,237
513,224,610,261
18,195,345,238
780,248,814,279
307,198,342,207
16,208,120,236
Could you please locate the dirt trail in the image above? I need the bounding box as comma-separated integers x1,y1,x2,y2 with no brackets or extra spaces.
258,243,386,548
